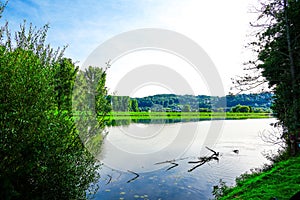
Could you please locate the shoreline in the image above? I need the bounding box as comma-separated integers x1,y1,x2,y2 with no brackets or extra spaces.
104,112,272,121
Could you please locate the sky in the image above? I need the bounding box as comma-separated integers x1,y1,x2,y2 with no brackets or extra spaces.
1,0,260,97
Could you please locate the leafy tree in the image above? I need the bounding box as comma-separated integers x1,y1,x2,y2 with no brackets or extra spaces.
0,47,99,200
0,3,101,199
231,105,251,113
130,99,139,112
163,100,169,108
182,104,191,112
111,96,130,111
80,66,112,118
95,71,112,115
254,0,299,130
54,58,78,112
232,0,300,153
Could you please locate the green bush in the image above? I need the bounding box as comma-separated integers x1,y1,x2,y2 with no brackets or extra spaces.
0,7,101,198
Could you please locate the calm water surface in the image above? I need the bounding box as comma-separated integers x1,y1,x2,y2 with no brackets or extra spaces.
92,118,278,200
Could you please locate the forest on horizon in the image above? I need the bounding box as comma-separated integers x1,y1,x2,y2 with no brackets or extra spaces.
109,92,273,112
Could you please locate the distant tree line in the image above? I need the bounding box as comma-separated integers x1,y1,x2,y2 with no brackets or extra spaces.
107,96,139,112
109,93,273,113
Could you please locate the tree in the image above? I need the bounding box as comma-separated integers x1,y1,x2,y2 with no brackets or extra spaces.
256,0,300,134
95,68,112,115
79,66,112,118
0,3,101,199
232,0,300,153
231,105,251,113
130,99,139,112
0,48,99,200
182,104,191,112
111,96,131,111
54,58,78,112
163,100,169,108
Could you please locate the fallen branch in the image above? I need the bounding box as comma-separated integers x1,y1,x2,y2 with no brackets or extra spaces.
127,170,139,183
105,174,112,185
188,147,220,172
166,162,179,171
205,146,219,156
188,162,206,172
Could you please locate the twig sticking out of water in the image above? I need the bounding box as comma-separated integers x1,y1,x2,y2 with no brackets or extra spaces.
188,147,220,172
127,170,139,183
105,175,112,185
188,156,209,164
205,146,219,157
166,162,179,171
188,161,206,172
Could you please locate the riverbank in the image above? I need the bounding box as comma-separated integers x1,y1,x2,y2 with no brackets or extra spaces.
104,112,272,121
215,154,300,199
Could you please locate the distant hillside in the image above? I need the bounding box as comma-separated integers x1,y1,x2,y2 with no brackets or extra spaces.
133,93,273,112
108,93,273,112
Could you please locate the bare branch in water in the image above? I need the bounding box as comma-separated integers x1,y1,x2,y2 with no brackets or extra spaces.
105,175,112,185
127,170,139,183
166,162,179,171
206,146,219,156
188,162,206,172
188,147,220,172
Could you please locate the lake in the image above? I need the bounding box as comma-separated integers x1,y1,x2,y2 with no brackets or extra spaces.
91,118,279,199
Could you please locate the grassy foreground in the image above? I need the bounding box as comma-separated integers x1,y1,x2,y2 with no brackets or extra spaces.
216,155,300,200
104,112,272,121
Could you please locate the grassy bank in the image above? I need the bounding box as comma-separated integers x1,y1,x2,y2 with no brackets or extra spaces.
215,155,300,199
104,112,272,121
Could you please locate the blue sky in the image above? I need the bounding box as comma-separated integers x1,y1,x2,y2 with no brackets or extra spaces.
1,0,260,96
2,0,179,61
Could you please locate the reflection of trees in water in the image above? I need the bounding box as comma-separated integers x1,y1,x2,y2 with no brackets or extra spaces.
75,114,106,157
105,118,207,126
105,119,131,126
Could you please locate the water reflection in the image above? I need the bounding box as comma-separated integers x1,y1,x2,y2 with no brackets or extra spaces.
94,118,279,200
106,119,131,126
106,118,211,126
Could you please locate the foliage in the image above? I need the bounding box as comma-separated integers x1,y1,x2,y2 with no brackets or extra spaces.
132,93,272,112
182,104,191,112
254,0,300,135
212,179,230,199
231,104,251,113
130,99,139,112
0,3,104,199
214,1,300,199
232,0,300,151
213,154,300,199
54,58,78,112
111,96,130,111
73,66,112,119
0,47,99,199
